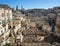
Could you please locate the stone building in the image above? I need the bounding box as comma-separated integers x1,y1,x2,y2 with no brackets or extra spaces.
0,7,12,35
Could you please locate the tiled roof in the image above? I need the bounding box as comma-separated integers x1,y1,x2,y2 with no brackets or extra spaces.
0,4,11,9
22,28,47,35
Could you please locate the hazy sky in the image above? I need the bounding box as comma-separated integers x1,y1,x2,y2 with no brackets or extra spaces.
0,0,60,9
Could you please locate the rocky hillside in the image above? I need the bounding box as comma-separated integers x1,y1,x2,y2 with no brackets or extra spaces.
21,7,60,17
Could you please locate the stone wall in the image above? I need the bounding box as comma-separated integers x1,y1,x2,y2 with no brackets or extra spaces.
55,15,60,34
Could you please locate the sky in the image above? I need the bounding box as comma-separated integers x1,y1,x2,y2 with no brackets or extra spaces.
0,0,60,9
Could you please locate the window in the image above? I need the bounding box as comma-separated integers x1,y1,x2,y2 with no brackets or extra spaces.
5,28,6,31
1,31,3,33
0,22,1,24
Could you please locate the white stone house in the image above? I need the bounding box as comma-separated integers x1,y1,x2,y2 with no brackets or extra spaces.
0,8,12,35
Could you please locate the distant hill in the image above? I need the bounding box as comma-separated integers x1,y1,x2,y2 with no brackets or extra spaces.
20,6,60,17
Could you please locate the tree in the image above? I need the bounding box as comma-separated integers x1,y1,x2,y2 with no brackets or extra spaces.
45,33,55,44
8,25,11,29
12,8,15,13
36,23,42,30
15,5,19,13
9,31,12,37
4,43,10,46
